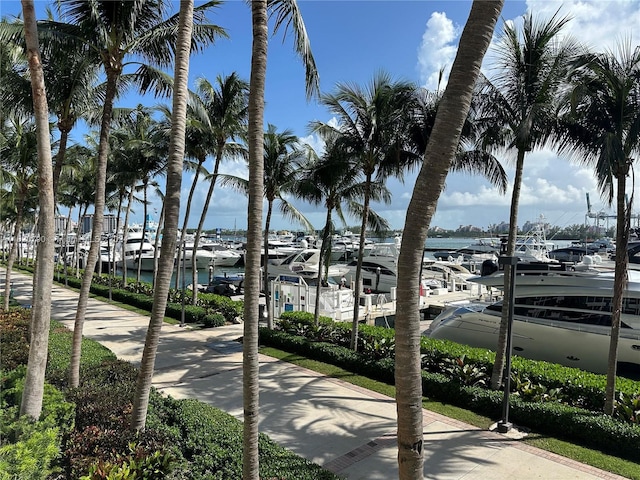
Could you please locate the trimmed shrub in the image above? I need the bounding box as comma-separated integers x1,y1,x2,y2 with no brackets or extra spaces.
0,309,30,372
202,313,226,328
0,367,75,480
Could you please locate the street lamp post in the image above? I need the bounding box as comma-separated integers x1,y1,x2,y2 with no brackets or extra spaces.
180,238,186,327
497,255,518,433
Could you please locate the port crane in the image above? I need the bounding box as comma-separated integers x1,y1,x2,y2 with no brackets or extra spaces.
585,193,640,233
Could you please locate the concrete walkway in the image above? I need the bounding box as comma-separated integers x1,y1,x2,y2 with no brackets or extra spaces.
3,268,630,479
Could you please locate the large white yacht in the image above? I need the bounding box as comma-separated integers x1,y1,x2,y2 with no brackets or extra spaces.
344,241,400,293
115,232,156,272
426,263,640,376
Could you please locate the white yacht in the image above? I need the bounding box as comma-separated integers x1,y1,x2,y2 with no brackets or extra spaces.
426,264,640,376
115,232,156,271
198,242,242,268
198,243,242,268
433,238,501,262
344,241,400,293
267,248,350,285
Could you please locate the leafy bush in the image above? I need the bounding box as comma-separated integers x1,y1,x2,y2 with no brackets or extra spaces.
0,367,74,480
0,309,31,371
153,397,340,479
202,313,226,328
615,392,640,425
46,321,116,388
0,427,60,480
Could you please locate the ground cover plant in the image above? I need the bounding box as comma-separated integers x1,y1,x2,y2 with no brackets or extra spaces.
0,308,341,479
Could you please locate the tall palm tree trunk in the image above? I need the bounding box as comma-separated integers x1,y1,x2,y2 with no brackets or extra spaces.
137,182,149,282
3,196,25,311
71,204,84,275
19,0,56,420
395,1,502,477
490,148,525,389
263,200,274,328
131,0,193,431
350,174,372,350
313,207,333,325
192,145,224,305
605,174,630,414
244,1,268,476
176,157,204,298
112,192,124,281
121,188,134,285
68,70,118,388
175,160,205,291
153,198,165,286
52,122,71,199
63,207,73,286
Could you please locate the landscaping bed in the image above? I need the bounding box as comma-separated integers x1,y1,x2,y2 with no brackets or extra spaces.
0,308,341,479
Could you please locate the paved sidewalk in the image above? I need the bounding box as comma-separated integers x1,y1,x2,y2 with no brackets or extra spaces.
3,269,630,479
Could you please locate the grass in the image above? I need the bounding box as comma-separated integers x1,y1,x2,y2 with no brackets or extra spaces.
260,346,640,480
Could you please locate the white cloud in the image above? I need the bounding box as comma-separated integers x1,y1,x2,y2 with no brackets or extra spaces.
408,1,640,231
417,12,460,90
526,0,639,52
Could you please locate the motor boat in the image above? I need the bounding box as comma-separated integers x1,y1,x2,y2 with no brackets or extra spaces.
426,262,640,376
548,245,599,262
115,232,156,272
432,237,502,262
186,242,242,268
421,258,477,290
344,241,400,293
267,248,350,285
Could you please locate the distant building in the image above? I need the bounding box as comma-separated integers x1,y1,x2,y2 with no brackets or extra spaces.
456,225,483,233
54,215,74,235
80,214,119,235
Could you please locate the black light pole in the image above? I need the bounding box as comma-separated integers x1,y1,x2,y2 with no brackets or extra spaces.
107,234,112,302
497,255,518,433
180,238,186,327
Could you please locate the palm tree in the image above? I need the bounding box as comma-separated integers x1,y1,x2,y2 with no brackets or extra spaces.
1,116,39,312
189,73,249,305
310,72,416,350
156,101,208,291
0,15,101,198
295,132,390,325
8,0,224,389
261,125,312,325
18,0,56,421
244,0,318,476
220,124,313,328
130,0,194,432
407,87,508,191
477,11,581,390
556,41,640,415
395,2,503,476
243,3,268,474
119,105,167,282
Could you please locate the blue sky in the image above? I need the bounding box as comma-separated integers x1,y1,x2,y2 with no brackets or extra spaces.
2,1,640,234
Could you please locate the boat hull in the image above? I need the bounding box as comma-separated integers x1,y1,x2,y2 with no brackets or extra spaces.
427,306,640,375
